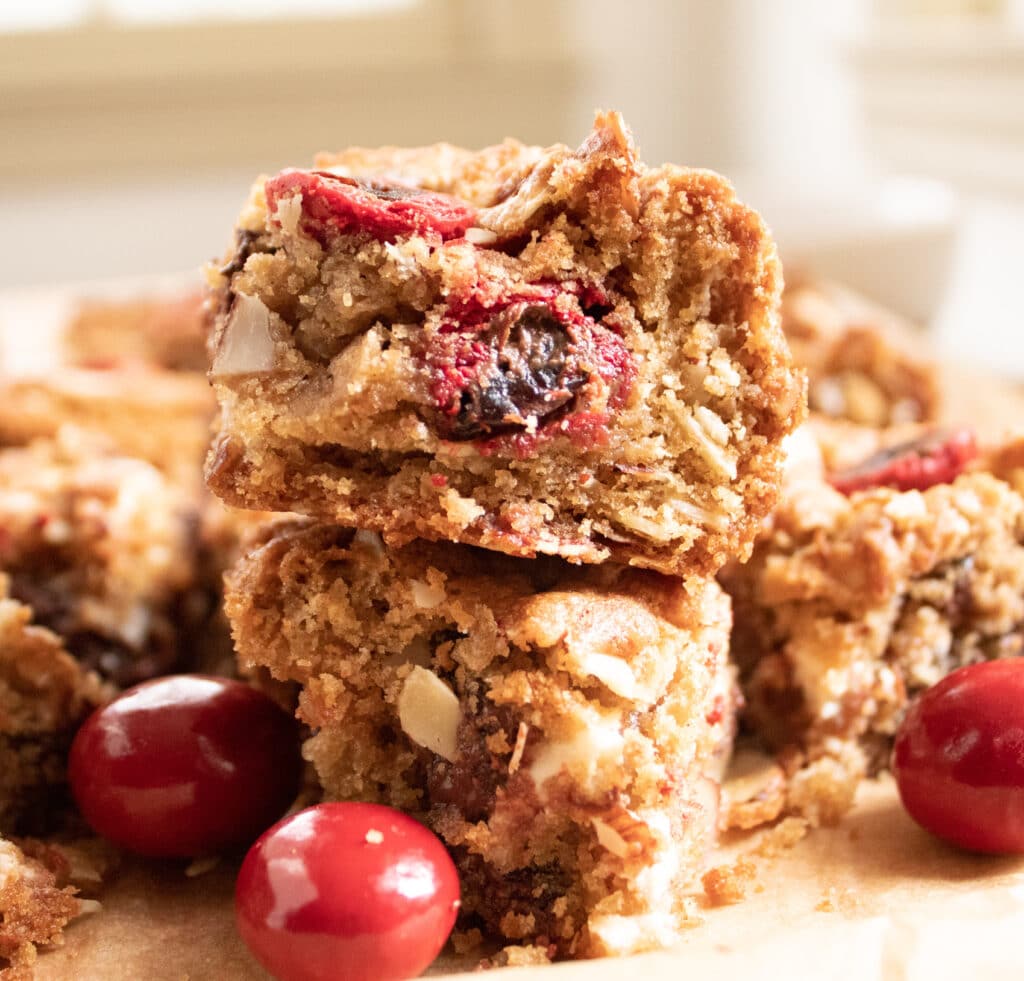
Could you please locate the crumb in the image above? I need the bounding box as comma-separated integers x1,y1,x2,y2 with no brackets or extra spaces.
449,928,483,956
755,817,810,858
701,858,757,907
483,944,555,968
364,829,384,845
816,886,862,915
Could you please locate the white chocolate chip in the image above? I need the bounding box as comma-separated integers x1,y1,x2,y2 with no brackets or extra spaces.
592,817,632,859
579,651,641,700
409,578,444,609
528,718,624,800
397,667,460,762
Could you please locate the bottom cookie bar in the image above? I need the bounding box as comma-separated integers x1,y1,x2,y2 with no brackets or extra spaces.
226,522,734,958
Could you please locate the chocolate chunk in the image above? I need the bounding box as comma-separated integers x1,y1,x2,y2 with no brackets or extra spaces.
454,850,570,938
438,304,588,441
219,228,262,278
425,694,517,822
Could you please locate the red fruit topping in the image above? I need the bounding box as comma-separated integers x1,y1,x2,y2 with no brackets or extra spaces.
828,427,977,495
265,169,476,244
893,660,1024,854
235,802,460,981
68,675,301,859
425,283,635,450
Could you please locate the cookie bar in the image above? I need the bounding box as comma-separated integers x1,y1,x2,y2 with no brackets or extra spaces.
0,368,215,490
0,431,205,693
0,837,86,976
206,111,802,576
0,577,105,834
226,521,734,957
64,290,209,373
723,425,1024,820
782,280,940,427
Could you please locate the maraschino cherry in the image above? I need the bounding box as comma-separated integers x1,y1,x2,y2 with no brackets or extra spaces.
235,802,460,981
69,675,301,858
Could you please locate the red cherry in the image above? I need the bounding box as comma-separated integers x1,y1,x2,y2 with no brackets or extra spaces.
265,169,477,244
829,426,977,495
235,802,460,981
68,675,301,858
893,660,1024,854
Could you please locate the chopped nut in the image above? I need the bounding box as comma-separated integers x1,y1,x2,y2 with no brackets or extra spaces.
397,666,460,762
464,227,498,245
592,804,655,859
721,748,787,831
508,721,529,775
579,651,640,699
211,293,277,377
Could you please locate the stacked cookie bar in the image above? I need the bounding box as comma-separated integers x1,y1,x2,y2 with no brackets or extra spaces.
211,113,803,957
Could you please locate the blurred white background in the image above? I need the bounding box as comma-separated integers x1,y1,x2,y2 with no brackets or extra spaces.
1,0,1022,373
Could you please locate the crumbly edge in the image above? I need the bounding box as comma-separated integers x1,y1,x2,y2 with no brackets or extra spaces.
0,834,113,977
724,455,1024,821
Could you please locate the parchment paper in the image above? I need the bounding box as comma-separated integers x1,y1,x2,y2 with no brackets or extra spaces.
34,778,1024,981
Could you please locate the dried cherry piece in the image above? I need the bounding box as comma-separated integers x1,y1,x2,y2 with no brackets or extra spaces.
893,660,1024,854
434,302,587,441
235,802,460,981
828,427,977,495
265,169,476,243
427,284,634,446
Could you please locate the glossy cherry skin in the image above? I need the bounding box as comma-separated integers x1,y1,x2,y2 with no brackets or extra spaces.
68,675,302,858
893,660,1024,854
235,802,460,981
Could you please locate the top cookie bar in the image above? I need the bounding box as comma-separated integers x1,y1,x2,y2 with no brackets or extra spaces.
206,112,802,575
